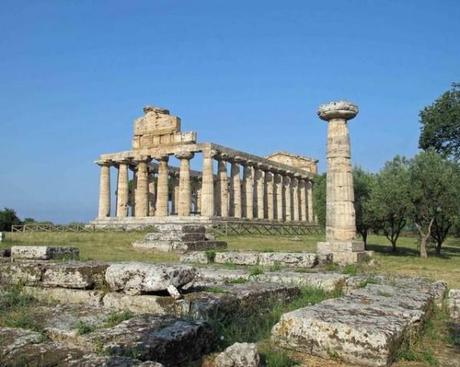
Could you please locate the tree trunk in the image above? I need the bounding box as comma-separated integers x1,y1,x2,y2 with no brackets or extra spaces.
362,230,368,251
415,218,434,259
391,240,397,252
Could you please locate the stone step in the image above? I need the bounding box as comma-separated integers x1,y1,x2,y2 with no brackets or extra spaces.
143,232,206,242
271,280,445,367
133,240,227,253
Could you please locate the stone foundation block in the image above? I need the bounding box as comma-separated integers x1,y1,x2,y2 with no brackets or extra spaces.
256,271,347,292
214,251,259,265
317,240,365,253
258,252,318,268
42,262,108,289
11,246,80,260
214,342,260,367
272,283,435,367
143,232,206,242
105,263,196,295
77,315,215,366
23,286,104,307
133,240,227,253
0,262,44,285
102,292,175,315
180,251,210,264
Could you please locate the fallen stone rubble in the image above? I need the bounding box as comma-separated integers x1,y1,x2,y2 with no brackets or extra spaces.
0,246,452,367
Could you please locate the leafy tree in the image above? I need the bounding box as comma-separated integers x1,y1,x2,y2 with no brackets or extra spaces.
419,83,460,161
0,208,22,232
312,173,326,227
353,167,376,249
409,150,460,257
367,156,412,252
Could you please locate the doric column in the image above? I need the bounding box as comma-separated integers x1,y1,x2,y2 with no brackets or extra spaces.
134,158,149,217
275,173,283,221
243,162,254,219
217,156,229,217
201,149,216,217
176,151,194,216
130,166,137,216
318,101,359,242
230,158,242,218
283,174,292,222
155,155,169,217
170,174,179,215
148,170,156,216
116,161,129,217
292,176,300,221
255,166,265,219
299,178,307,222
266,170,275,221
97,161,111,218
306,180,314,222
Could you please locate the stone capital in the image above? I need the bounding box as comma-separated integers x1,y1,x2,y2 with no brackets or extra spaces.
153,154,169,162
175,151,195,160
318,101,358,121
96,159,111,167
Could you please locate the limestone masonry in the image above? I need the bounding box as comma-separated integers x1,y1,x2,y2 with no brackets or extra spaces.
92,106,318,228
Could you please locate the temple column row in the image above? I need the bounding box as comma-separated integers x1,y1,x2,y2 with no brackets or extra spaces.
97,152,315,222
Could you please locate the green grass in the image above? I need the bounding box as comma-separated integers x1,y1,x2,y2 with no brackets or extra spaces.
0,285,42,332
103,310,134,328
210,286,335,351
2,231,460,287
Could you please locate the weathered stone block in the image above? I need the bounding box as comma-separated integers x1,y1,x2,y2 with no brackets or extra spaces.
180,251,210,264
155,224,206,233
11,246,79,260
102,292,175,315
272,283,435,367
0,262,44,285
214,342,260,367
42,262,108,289
258,252,318,268
23,286,104,307
143,232,206,242
68,355,164,367
133,240,227,253
194,268,250,287
256,271,347,292
214,252,259,265
105,263,196,295
0,327,83,367
77,315,215,366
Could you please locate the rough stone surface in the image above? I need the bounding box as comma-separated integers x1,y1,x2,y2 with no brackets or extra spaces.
214,342,260,367
272,282,437,367
105,263,196,295
133,239,227,253
0,262,44,285
194,268,251,287
0,327,83,367
23,286,104,306
214,252,259,265
258,252,318,268
76,315,215,366
11,246,80,260
103,292,175,315
42,262,108,289
256,271,347,292
448,289,460,320
180,251,210,264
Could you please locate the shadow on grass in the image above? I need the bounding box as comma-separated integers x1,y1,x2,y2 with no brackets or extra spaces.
366,242,460,260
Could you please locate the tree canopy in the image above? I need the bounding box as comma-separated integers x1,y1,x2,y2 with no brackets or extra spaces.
419,82,460,161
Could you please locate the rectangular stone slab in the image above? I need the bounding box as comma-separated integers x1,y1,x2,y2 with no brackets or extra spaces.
11,246,79,260
0,262,44,285
272,283,435,367
42,262,108,289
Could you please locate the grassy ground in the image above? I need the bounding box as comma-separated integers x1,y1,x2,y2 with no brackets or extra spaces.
1,231,459,366
2,232,460,288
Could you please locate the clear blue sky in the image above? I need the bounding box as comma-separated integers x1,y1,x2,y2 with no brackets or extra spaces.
1,0,459,223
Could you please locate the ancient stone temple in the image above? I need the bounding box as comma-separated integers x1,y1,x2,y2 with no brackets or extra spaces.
92,106,317,229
